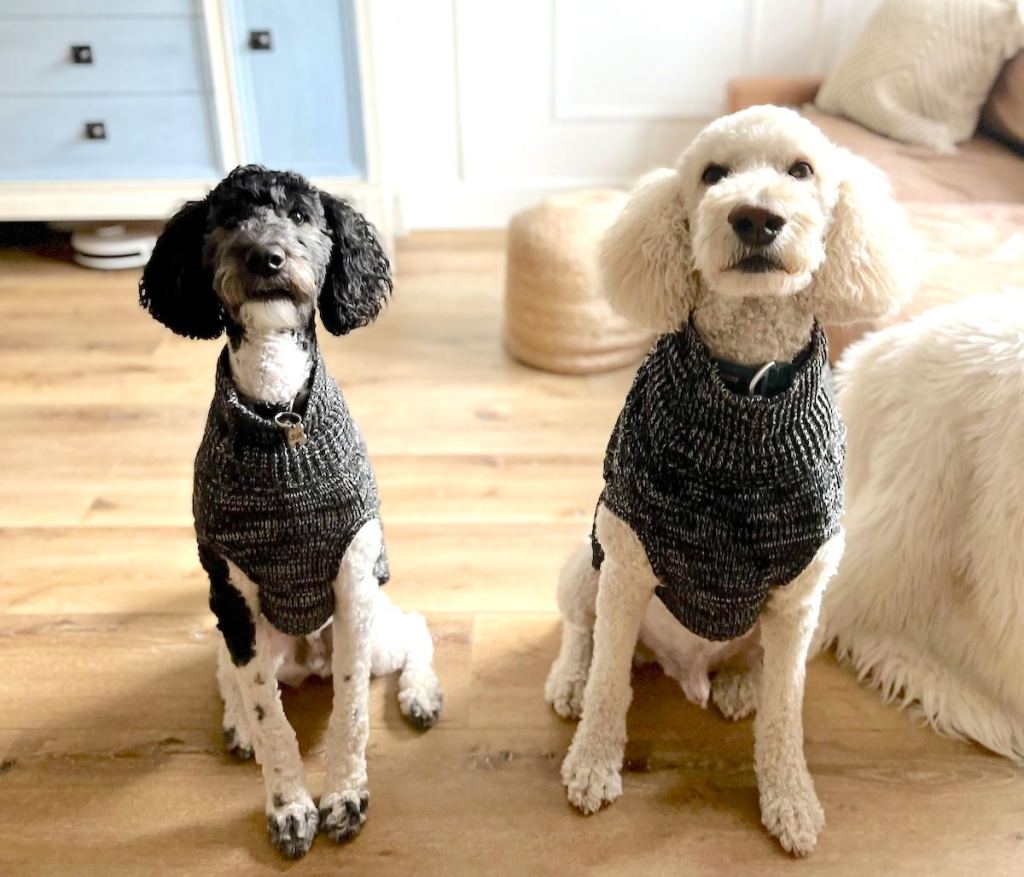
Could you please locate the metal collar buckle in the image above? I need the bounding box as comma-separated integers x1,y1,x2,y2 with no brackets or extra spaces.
748,360,777,396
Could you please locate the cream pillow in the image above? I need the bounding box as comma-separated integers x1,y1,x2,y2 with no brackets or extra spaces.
816,0,1024,153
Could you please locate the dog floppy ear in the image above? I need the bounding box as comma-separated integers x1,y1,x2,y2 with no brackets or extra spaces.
139,199,223,339
599,169,698,333
807,150,918,323
317,192,392,336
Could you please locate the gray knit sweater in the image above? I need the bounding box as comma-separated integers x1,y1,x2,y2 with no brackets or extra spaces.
194,347,387,636
592,320,844,641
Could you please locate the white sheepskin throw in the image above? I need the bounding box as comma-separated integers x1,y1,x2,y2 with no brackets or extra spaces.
815,0,1024,153
816,291,1024,763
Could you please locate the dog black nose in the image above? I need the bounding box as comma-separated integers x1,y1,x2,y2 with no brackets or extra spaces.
728,205,786,247
245,245,286,277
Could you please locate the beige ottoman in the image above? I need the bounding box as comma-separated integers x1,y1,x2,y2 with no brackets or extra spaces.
503,190,654,374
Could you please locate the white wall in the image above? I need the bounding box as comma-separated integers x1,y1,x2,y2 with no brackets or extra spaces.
368,0,882,230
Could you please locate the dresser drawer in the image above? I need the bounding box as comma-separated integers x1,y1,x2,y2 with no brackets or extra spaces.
0,1,195,15
0,95,218,180
230,0,366,177
0,18,205,95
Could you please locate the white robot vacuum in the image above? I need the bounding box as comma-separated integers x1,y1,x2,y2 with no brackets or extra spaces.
70,224,157,270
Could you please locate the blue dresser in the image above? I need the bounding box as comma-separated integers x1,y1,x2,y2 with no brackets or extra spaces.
0,0,220,180
0,0,372,219
227,0,366,178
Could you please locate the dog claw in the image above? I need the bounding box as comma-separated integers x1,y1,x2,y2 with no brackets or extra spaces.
710,670,759,721
760,775,825,856
266,798,318,859
399,677,444,731
544,669,587,720
222,726,254,761
561,749,622,814
319,790,369,843
404,695,443,730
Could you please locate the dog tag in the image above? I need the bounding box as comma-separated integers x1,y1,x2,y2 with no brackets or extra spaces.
274,411,307,447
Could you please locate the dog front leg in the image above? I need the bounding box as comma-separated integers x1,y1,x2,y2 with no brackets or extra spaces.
754,534,843,856
561,507,656,814
216,640,253,759
208,557,318,859
319,520,381,843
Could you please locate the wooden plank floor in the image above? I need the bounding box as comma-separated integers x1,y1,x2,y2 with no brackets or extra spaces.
0,232,1020,876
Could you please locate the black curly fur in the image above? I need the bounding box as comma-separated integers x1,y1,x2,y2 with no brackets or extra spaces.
318,193,393,336
205,164,314,228
139,198,223,339
200,544,255,666
139,164,391,340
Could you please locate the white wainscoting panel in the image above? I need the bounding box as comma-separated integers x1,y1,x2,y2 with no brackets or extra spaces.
454,0,707,184
370,0,884,229
553,0,756,120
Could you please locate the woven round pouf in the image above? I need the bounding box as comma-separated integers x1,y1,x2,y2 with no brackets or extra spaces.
503,190,654,374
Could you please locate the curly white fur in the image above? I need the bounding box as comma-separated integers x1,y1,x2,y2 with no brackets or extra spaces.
228,301,312,404
815,292,1024,764
599,106,917,362
548,105,915,856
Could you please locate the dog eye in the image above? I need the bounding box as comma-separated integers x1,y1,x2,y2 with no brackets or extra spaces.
701,164,730,185
788,161,813,179
289,208,307,225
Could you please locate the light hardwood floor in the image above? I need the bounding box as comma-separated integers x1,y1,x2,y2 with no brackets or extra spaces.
0,233,1019,876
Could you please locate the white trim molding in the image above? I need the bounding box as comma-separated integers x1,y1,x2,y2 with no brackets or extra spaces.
0,177,385,226
0,179,219,222
203,0,243,169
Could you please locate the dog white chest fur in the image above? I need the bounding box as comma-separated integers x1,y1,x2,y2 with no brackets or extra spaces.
544,105,916,857
229,300,313,402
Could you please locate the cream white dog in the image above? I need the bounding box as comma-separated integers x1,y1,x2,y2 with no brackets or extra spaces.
545,106,915,855
817,292,1024,765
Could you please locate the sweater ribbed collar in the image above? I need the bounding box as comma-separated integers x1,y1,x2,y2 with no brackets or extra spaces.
648,320,836,478
211,345,331,449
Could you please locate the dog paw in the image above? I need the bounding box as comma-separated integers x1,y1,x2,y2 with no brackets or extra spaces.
319,790,369,843
560,748,622,814
711,669,758,721
399,675,443,731
266,796,318,859
222,725,254,761
544,664,586,720
759,775,825,857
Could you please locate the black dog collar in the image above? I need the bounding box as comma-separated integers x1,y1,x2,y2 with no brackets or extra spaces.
713,339,813,397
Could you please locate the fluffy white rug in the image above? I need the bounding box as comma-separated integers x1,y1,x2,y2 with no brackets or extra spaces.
816,291,1024,763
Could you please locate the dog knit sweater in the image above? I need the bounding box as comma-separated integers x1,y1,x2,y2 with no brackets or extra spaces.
592,320,844,641
194,347,387,636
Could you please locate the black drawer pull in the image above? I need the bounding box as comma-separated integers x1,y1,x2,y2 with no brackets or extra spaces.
84,121,107,140
248,30,272,50
70,44,93,64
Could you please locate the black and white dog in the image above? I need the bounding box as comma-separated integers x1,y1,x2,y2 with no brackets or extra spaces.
140,165,443,859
